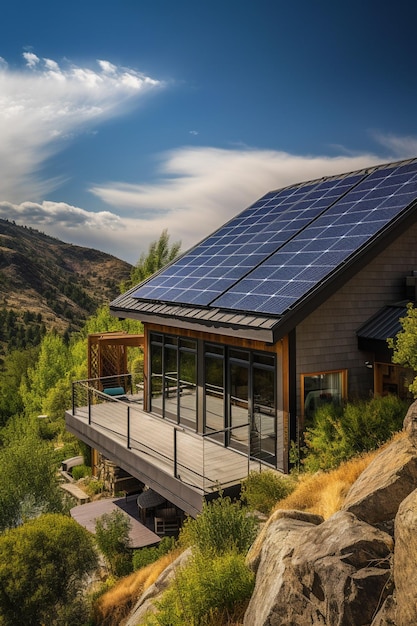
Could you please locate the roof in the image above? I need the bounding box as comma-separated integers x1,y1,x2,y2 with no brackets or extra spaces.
357,302,410,342
70,497,161,548
111,158,417,342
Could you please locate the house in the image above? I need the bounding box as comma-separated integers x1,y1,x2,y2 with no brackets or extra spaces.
66,157,417,518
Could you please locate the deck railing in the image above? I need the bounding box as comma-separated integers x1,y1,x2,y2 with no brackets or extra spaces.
71,378,254,495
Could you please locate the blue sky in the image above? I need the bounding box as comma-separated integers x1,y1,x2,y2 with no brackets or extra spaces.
0,0,416,264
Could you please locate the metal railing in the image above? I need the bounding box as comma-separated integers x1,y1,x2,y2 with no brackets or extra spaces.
71,377,254,495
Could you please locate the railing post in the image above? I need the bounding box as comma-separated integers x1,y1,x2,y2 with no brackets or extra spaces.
174,429,178,478
202,435,205,494
127,406,131,449
88,387,92,425
72,382,76,415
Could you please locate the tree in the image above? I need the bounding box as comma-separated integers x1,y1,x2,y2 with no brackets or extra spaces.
20,332,71,417
0,422,64,531
122,229,181,291
95,509,133,577
0,347,38,427
388,302,417,397
0,513,98,626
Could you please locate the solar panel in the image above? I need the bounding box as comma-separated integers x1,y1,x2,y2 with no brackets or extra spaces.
211,159,417,314
131,171,368,305
130,159,417,317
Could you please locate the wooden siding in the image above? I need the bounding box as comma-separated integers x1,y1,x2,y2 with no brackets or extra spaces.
296,220,417,414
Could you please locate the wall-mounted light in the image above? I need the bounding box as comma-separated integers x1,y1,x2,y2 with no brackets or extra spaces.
365,361,373,369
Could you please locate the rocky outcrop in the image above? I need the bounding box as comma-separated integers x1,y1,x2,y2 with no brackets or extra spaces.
245,400,417,626
342,434,417,527
393,488,417,626
244,510,393,626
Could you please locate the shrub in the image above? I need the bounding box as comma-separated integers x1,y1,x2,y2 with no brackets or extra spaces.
95,510,133,577
72,464,92,480
146,551,255,626
303,395,408,471
0,513,98,626
133,536,176,571
241,470,296,514
85,478,105,495
179,494,258,556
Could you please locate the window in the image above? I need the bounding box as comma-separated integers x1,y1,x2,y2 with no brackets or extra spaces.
302,370,346,425
149,332,278,465
150,333,197,428
204,343,277,465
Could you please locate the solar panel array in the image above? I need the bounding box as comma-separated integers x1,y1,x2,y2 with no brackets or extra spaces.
132,159,417,316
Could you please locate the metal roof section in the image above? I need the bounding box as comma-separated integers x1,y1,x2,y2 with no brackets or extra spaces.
357,302,409,342
110,158,417,340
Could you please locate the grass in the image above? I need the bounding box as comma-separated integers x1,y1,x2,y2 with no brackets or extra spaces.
92,549,182,626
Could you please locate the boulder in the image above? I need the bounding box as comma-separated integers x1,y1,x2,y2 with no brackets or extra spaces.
244,510,393,626
370,595,397,626
342,435,417,526
246,508,324,572
394,488,417,626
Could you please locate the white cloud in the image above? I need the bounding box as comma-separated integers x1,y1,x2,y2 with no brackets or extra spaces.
0,52,163,203
89,146,388,259
371,131,417,158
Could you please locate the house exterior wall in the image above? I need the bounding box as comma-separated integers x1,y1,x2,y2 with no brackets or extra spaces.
296,221,417,416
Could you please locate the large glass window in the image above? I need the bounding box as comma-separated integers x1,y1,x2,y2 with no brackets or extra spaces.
150,333,277,464
203,343,277,465
150,333,197,428
252,355,276,463
302,370,346,425
204,344,225,433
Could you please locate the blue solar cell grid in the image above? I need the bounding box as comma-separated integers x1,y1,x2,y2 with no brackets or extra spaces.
132,172,366,305
212,160,417,314
132,159,417,316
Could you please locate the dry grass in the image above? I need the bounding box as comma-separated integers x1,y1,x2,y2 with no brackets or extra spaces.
92,549,182,626
275,432,405,519
274,451,376,519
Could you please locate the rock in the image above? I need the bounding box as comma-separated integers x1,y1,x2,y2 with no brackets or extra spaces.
244,510,393,626
403,400,417,448
394,488,417,626
342,435,417,526
370,595,397,626
123,548,191,626
246,508,324,572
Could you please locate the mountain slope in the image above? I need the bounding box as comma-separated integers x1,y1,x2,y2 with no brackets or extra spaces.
0,219,133,339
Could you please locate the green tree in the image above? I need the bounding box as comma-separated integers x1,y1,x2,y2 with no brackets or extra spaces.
20,332,71,417
388,302,417,396
0,347,38,427
122,229,181,291
0,513,98,626
95,509,133,577
0,422,64,531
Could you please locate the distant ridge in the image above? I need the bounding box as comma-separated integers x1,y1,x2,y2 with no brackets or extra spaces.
0,219,132,341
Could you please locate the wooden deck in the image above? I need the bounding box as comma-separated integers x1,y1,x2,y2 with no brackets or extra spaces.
66,393,264,515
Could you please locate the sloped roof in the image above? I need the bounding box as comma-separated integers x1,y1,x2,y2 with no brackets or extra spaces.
357,302,410,342
111,158,417,342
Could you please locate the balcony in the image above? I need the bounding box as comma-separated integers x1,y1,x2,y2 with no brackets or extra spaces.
65,375,264,517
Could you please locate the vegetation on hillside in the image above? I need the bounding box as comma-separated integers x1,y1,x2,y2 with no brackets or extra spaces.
0,218,133,352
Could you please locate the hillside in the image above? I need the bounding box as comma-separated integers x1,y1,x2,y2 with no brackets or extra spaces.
0,219,133,347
